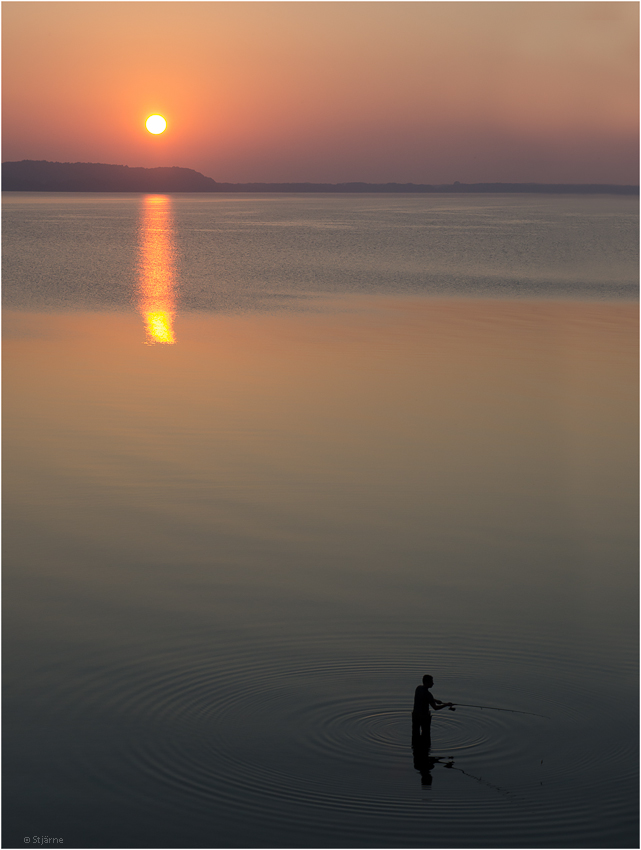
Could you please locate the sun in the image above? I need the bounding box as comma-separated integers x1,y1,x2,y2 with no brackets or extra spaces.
146,114,167,135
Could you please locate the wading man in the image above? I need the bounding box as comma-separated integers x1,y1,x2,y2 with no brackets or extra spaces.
412,674,453,746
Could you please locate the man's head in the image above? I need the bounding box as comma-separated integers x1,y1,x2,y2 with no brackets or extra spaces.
422,675,434,687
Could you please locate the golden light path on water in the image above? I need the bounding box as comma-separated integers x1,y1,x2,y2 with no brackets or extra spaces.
138,195,176,344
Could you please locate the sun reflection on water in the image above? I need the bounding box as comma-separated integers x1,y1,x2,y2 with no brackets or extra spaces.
138,195,176,344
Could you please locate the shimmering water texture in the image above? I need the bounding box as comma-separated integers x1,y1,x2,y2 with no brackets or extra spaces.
3,194,639,848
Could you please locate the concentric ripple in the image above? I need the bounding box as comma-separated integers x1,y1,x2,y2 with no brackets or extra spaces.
8,623,634,847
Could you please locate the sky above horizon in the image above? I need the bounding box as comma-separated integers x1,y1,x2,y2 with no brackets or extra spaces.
2,2,638,185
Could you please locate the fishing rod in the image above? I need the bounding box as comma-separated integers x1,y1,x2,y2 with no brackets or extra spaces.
448,703,549,719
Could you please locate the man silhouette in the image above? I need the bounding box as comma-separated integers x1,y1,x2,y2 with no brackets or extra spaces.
412,674,453,745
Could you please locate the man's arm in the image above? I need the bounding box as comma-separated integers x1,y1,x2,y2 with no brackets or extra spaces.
430,695,454,711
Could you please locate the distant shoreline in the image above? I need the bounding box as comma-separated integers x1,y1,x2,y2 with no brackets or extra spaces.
2,160,638,195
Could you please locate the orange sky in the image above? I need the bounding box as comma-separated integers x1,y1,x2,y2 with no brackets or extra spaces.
2,2,638,184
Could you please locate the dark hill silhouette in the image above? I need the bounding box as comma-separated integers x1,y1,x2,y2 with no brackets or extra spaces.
1,160,218,193
2,160,638,195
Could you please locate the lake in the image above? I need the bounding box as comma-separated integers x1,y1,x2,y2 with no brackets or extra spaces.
3,192,638,848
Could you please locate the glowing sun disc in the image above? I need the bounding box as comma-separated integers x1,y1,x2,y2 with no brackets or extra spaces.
146,114,167,134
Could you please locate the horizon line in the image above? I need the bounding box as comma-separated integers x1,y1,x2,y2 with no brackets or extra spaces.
2,159,639,189
2,160,638,196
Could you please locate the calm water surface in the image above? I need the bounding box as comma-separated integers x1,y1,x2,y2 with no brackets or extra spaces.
3,193,638,848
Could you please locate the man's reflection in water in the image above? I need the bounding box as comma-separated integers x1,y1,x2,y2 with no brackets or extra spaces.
412,739,508,798
412,738,453,786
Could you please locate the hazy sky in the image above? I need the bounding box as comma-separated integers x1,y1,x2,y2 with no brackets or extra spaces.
2,2,638,184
